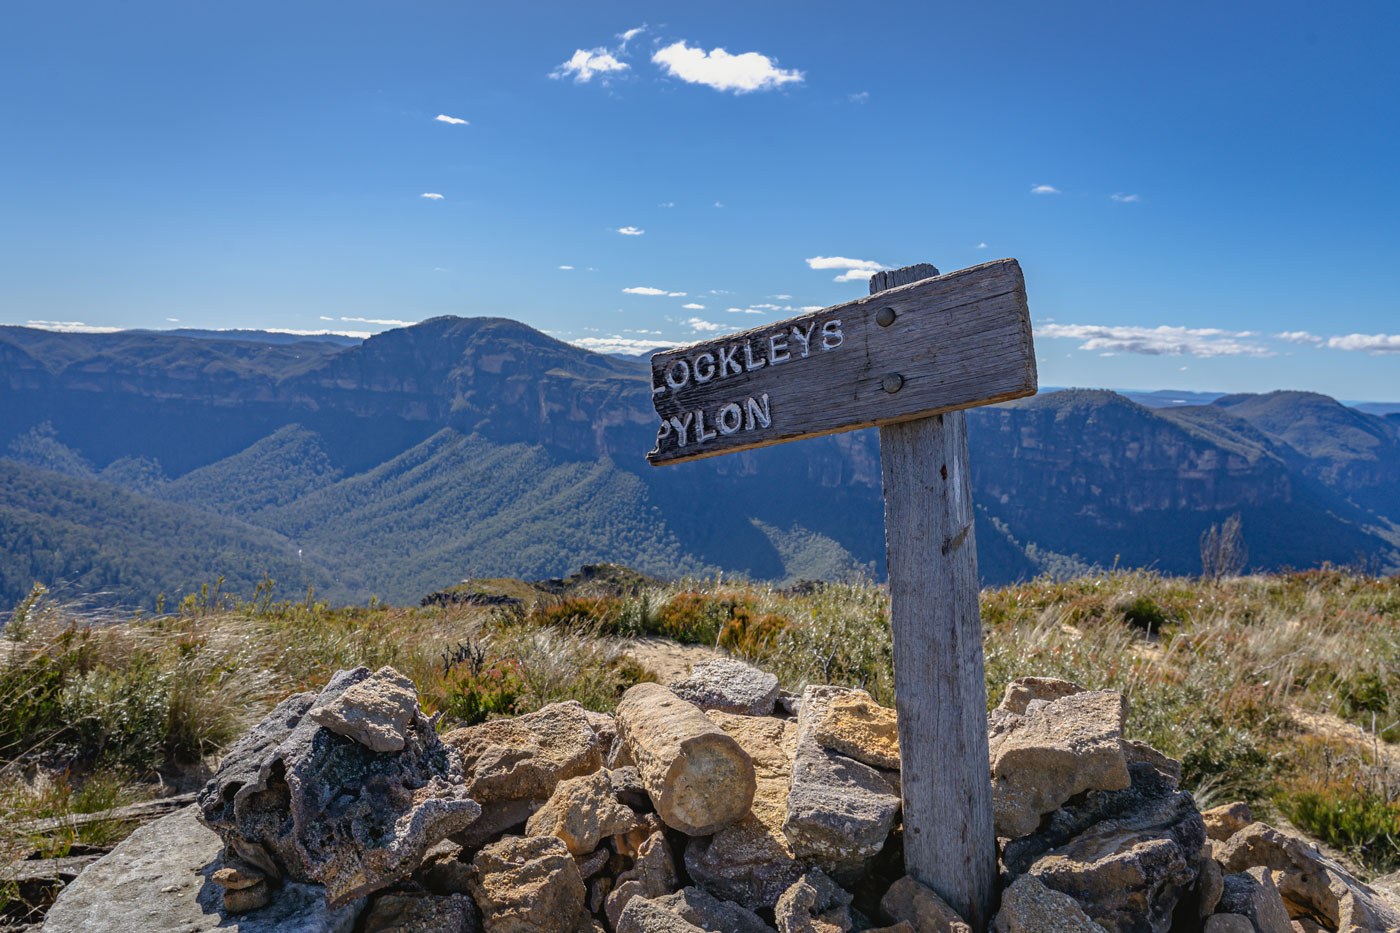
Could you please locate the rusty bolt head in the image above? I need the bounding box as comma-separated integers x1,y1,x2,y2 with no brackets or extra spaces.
882,373,904,394
876,307,897,327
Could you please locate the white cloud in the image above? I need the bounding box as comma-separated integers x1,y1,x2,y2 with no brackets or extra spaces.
319,316,335,321
770,294,792,300
341,316,415,327
1037,323,1274,358
727,307,765,314
571,335,679,356
1110,193,1140,202
165,317,180,322
1275,330,1324,345
1031,185,1060,195
976,242,988,249
558,265,574,270
668,291,687,297
806,255,884,272
714,201,724,208
833,269,877,282
687,317,725,332
1326,333,1400,354
848,91,869,103
617,25,646,47
433,267,450,272
800,306,822,312
421,192,444,200
24,320,122,333
658,201,675,208
618,226,644,236
434,114,469,125
552,48,629,83
682,303,705,310
652,41,803,94
623,286,667,296
267,328,372,339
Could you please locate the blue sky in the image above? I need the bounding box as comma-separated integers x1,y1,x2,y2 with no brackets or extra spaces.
2,1,1396,399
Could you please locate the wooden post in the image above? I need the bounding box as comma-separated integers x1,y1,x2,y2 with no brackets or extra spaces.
875,266,998,930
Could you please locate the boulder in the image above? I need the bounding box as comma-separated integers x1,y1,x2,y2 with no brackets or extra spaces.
685,712,803,908
1216,822,1400,931
468,835,584,933
42,805,364,933
774,871,855,933
1202,802,1254,842
1215,869,1292,933
615,682,756,836
991,873,1108,933
444,701,609,804
616,897,707,933
668,658,781,716
651,886,771,933
880,876,972,932
309,666,420,754
987,689,1132,839
605,832,679,929
526,769,637,855
360,892,479,933
196,667,481,908
812,693,901,770
1005,762,1207,933
782,686,901,877
998,677,1087,714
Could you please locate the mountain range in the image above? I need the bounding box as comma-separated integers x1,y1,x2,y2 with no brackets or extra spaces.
2,318,1397,608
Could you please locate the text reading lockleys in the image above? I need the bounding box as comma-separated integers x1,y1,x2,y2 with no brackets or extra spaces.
651,318,843,452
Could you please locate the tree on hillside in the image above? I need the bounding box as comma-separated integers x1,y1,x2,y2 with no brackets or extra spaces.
1201,513,1247,579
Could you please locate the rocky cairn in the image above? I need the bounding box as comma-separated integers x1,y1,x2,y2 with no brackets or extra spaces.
43,666,1400,933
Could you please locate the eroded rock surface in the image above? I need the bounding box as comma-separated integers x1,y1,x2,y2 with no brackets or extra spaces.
668,658,780,716
992,873,1107,933
468,835,585,933
309,666,420,754
812,693,900,770
526,769,637,855
445,701,609,804
880,876,971,933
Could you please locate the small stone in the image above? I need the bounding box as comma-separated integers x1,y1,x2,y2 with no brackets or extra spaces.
991,874,1106,933
415,840,472,896
880,876,972,933
614,812,663,860
774,875,852,933
668,659,781,716
468,835,585,933
211,859,265,891
1202,802,1254,842
309,665,420,753
575,847,609,879
361,892,480,933
616,897,707,933
445,701,610,803
651,887,771,933
605,832,679,929
223,880,272,914
1215,868,1292,933
609,766,653,812
1203,916,1255,933
812,693,901,770
987,689,1131,839
998,676,1086,714
527,769,637,855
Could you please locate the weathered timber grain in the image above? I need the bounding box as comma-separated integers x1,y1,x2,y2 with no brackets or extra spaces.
647,258,1034,465
13,793,196,836
877,265,999,931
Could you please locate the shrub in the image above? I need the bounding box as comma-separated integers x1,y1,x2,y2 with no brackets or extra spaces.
1119,595,1171,634
422,641,525,726
649,593,745,644
718,607,790,656
527,597,628,636
1282,784,1400,874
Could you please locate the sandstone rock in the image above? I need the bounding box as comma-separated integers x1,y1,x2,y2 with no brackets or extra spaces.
998,676,1086,714
224,881,273,913
213,859,267,891
309,666,420,753
361,892,479,933
605,832,679,929
1006,761,1207,933
1198,849,1225,917
651,886,771,933
865,925,915,933
1216,821,1400,931
616,897,707,933
468,835,584,933
782,686,901,877
880,876,972,932
575,847,610,880
526,769,637,855
1215,869,1292,933
1205,916,1256,933
615,682,756,836
42,805,364,933
774,872,854,933
991,873,1108,933
415,840,472,896
614,812,664,860
812,693,900,770
1122,739,1182,786
454,797,540,851
668,658,781,716
445,701,609,803
196,667,481,908
1203,802,1254,842
988,689,1131,839
685,711,803,908
609,766,653,812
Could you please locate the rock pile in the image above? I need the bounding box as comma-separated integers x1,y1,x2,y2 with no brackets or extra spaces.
42,665,1400,933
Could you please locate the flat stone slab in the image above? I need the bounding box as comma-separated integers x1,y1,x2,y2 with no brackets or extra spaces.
43,806,363,933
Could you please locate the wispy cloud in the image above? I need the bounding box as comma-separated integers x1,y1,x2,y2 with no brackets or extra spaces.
617,226,644,236
800,306,823,312
658,201,675,208
976,242,988,249
552,48,629,84
652,41,803,94
624,286,667,296
1037,323,1274,358
434,114,468,125
1275,331,1324,345
848,91,869,103
165,317,180,322
421,192,444,200
617,25,647,49
1110,192,1140,202
341,316,415,327
267,328,372,340
727,307,766,314
686,317,725,332
1031,185,1060,195
571,335,678,355
682,303,705,310
806,255,885,282
1326,333,1400,354
770,294,792,300
558,265,575,270
24,320,122,334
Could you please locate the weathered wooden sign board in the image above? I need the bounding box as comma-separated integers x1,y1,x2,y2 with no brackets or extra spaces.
646,258,1037,931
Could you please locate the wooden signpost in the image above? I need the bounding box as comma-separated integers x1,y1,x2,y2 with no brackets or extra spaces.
647,258,1037,930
